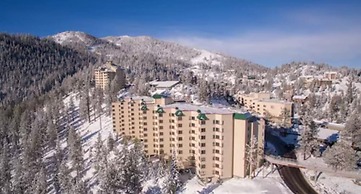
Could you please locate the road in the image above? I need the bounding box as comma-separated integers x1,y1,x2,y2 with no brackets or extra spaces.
265,130,318,194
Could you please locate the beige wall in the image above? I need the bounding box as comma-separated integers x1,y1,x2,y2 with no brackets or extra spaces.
112,96,265,182
238,93,293,123
94,69,115,89
94,61,123,90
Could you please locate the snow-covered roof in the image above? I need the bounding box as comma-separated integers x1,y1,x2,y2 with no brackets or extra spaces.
148,80,180,88
124,96,154,102
164,103,237,114
326,122,345,131
292,95,308,100
317,127,339,142
258,99,293,105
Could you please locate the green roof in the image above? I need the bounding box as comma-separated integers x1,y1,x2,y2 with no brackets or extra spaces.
152,94,163,99
233,113,252,120
197,113,208,121
156,107,165,114
141,105,148,111
175,110,184,117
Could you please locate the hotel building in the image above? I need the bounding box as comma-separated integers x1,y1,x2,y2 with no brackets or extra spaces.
111,94,265,182
237,92,294,123
94,61,123,90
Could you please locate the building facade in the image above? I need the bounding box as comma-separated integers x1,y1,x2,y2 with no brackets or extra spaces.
324,71,338,80
237,92,293,123
111,94,265,182
94,61,123,90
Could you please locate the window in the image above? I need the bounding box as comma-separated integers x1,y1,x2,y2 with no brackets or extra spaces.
201,150,206,154
200,120,206,125
178,144,183,148
191,130,195,134
201,157,206,162
160,138,164,142
178,124,182,127
159,132,163,136
201,128,206,132
201,164,206,169
178,137,183,141
159,113,163,117
191,116,195,120
201,135,206,140
178,130,183,134
201,143,206,147
215,164,220,168
191,123,195,127
178,150,183,154
159,126,163,129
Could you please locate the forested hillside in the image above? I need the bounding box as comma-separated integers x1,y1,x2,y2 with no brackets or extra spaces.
0,33,96,106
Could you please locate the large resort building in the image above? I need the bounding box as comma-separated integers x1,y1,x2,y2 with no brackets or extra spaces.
237,92,294,123
111,94,265,182
94,61,123,90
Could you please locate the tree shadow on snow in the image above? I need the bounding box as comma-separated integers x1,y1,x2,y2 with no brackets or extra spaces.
144,186,162,194
197,182,221,194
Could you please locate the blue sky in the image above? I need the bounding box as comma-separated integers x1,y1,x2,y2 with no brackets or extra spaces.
1,0,361,68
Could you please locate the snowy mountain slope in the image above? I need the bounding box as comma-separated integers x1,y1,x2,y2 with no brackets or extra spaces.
49,31,267,74
51,31,107,47
190,49,224,65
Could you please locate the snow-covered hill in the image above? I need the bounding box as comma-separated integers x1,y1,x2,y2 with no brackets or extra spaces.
48,31,267,84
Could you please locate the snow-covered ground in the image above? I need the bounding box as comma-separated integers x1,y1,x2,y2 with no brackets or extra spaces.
190,49,224,66
59,93,115,193
181,166,292,194
302,169,361,194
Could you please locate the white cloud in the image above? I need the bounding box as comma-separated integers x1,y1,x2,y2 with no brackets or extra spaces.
162,8,361,68
163,30,361,67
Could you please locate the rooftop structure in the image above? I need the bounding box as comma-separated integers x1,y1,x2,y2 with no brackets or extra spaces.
148,80,180,90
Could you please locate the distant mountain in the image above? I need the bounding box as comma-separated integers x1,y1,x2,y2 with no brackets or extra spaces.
48,31,268,84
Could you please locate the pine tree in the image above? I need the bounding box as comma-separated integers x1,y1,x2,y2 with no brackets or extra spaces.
344,112,361,149
12,157,25,194
245,135,262,178
31,167,47,194
162,152,182,194
59,160,71,193
300,113,319,160
107,133,115,152
67,127,84,178
93,133,105,173
0,141,11,194
323,141,357,171
46,119,57,150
